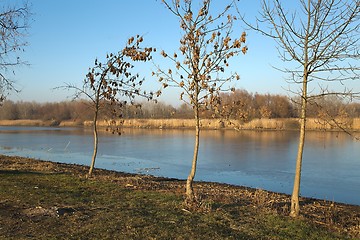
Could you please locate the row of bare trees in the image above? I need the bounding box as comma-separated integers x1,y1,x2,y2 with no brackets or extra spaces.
1,0,359,218
66,0,359,217
1,91,359,121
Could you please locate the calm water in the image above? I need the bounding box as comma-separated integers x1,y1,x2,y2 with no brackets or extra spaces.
0,126,359,205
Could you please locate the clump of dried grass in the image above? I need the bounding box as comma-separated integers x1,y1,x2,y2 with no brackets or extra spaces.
242,119,299,130
352,118,360,130
0,119,43,126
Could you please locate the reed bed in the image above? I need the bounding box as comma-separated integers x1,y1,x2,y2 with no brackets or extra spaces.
0,119,44,126
352,118,360,130
3,118,359,131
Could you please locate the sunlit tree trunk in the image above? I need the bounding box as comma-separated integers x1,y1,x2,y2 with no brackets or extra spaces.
186,102,200,201
88,107,99,177
290,91,307,217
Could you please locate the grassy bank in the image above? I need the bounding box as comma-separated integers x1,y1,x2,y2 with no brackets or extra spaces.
0,155,359,239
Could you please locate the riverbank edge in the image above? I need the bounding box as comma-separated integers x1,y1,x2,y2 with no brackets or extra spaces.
1,118,360,131
0,154,359,238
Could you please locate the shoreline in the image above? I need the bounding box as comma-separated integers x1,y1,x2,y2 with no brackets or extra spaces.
1,154,359,208
1,154,360,209
0,154,359,238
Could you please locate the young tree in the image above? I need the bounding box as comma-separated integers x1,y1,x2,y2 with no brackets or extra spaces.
0,1,31,101
241,0,360,217
156,0,247,202
60,36,155,177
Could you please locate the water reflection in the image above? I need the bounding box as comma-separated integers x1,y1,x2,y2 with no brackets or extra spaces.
0,126,359,205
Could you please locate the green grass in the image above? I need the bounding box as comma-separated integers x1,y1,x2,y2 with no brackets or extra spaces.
0,169,352,240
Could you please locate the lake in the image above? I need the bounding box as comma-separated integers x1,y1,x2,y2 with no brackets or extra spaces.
0,126,359,205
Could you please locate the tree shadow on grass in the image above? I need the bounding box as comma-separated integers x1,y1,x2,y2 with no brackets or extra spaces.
0,170,59,176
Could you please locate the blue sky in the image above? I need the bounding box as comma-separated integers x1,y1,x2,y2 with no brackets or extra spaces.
8,0,358,106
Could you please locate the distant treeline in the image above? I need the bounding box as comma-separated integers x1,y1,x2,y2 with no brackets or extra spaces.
1,90,359,122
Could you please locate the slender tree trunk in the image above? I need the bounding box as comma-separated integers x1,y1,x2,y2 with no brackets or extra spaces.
290,74,308,217
290,109,306,217
88,109,99,177
186,103,200,201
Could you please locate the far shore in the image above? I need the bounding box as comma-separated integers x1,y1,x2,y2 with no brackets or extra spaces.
0,117,360,131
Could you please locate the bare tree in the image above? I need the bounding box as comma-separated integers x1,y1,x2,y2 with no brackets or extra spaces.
240,0,360,217
0,1,31,101
59,36,155,177
156,0,247,203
